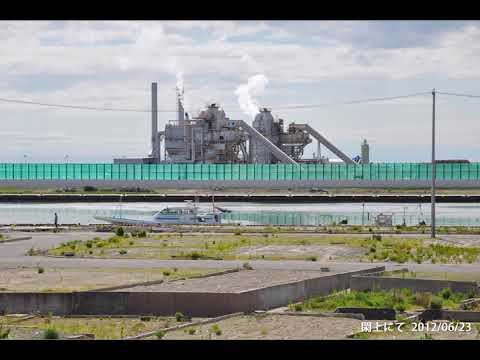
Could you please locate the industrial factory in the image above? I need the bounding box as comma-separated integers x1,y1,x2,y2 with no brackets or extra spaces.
114,83,369,165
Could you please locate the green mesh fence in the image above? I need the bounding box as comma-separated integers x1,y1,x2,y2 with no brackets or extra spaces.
0,163,479,181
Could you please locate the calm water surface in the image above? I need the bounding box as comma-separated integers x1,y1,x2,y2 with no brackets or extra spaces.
1,202,480,226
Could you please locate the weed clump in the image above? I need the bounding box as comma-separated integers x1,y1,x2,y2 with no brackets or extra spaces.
163,270,171,276
186,328,196,335
37,267,45,274
43,328,59,340
175,312,186,322
306,256,317,262
352,332,370,340
430,297,443,310
210,324,222,336
155,330,165,339
118,249,127,255
440,288,452,300
0,325,10,339
242,262,253,270
189,251,202,260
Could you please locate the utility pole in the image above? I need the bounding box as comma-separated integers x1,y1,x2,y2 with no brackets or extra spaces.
431,88,436,238
362,203,365,226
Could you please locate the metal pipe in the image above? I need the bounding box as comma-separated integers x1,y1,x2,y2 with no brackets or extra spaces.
191,125,195,162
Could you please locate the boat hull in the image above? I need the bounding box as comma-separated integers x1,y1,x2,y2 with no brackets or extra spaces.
94,215,220,225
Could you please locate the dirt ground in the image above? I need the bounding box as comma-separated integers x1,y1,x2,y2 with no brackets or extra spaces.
152,313,363,340
235,244,364,262
0,314,187,340
117,269,330,293
425,235,480,248
0,267,215,292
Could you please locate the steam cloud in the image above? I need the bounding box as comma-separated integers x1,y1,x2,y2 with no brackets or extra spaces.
235,74,269,119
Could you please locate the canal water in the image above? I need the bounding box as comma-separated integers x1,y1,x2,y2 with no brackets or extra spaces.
1,202,480,226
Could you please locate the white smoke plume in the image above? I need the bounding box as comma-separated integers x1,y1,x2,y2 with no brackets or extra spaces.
176,70,184,93
234,74,269,119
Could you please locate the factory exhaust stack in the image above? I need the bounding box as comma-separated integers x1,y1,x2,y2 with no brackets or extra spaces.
151,82,160,160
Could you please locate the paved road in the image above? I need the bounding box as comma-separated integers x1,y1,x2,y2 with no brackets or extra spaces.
1,231,480,274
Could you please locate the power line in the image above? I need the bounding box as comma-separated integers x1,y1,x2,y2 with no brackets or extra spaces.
437,91,480,99
269,92,431,110
0,91,432,115
0,97,177,113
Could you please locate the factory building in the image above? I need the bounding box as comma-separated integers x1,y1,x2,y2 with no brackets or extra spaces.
114,83,358,165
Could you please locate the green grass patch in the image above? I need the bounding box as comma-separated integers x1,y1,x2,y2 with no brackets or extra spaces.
294,288,468,313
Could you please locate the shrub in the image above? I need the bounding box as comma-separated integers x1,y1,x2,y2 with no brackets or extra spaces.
88,250,93,255
115,227,125,237
155,330,165,339
394,303,406,312
37,267,45,274
140,316,151,322
440,288,452,300
109,236,120,244
210,324,222,336
430,297,443,310
118,249,127,255
414,292,432,308
86,242,93,249
129,241,134,246
43,328,59,340
306,256,317,262
173,267,178,272
175,312,185,322
96,242,104,248
294,304,303,312
187,328,196,335
163,270,171,276
189,252,201,260
234,231,242,236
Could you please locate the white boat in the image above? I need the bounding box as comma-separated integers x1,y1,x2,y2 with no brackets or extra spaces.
94,201,222,225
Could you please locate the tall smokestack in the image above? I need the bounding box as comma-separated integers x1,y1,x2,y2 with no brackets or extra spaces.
151,82,159,159
177,87,185,126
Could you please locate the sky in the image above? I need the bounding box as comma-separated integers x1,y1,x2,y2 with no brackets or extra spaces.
1,20,480,163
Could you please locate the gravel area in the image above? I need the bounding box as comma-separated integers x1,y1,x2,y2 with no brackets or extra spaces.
0,267,214,292
235,244,364,261
157,313,362,340
114,269,331,293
